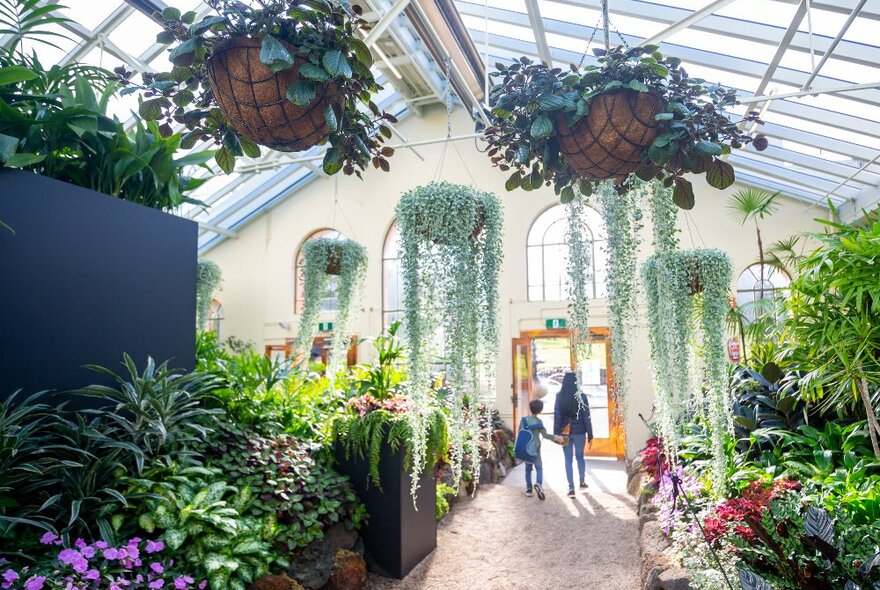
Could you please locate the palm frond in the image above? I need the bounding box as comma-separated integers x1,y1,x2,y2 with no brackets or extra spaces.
727,188,781,224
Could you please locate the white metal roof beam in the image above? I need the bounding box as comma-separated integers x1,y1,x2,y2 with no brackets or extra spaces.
637,0,738,47
801,0,867,90
774,0,880,21
524,0,553,65
365,0,412,46
752,0,807,102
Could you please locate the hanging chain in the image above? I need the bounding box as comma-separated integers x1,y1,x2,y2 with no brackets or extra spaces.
577,0,629,69
433,54,454,180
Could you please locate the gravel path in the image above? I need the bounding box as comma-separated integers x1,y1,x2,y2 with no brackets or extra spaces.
367,446,640,590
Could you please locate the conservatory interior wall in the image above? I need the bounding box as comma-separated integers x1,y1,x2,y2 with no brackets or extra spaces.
202,106,827,457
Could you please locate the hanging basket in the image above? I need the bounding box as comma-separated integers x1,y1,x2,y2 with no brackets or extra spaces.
556,89,665,180
419,203,486,245
325,247,342,276
207,37,340,152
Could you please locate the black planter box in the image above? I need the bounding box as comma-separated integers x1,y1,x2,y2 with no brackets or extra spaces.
0,170,198,403
334,441,437,579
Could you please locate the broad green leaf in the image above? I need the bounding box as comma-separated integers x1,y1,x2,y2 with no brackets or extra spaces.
138,97,169,120
259,35,294,73
694,140,723,156
537,94,567,110
530,114,553,139
504,171,521,192
239,138,261,158
286,80,316,107
169,37,199,66
215,146,235,174
162,7,181,20
672,177,695,210
560,186,575,204
189,15,226,35
324,103,338,130
0,133,18,159
706,158,735,189
350,38,373,67
138,514,156,533
0,66,37,86
299,63,331,82
322,50,353,78
4,153,45,167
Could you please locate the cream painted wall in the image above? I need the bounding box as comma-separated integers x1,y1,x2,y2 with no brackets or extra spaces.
204,105,826,458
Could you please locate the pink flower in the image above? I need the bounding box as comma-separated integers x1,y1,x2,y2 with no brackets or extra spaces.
39,532,58,545
149,580,164,589
23,576,46,590
145,540,165,554
2,570,19,584
81,546,95,559
74,539,87,549
94,541,108,550
150,563,164,574
173,577,194,589
198,582,207,590
57,549,82,565
71,558,89,573
83,570,100,581
103,548,119,560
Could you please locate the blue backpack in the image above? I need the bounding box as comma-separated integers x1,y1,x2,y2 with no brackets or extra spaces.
513,417,541,463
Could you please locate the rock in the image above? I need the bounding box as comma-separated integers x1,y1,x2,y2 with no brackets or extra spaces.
640,521,673,586
627,471,643,498
323,549,367,590
323,524,358,553
478,460,494,485
250,575,305,590
288,536,335,589
658,567,691,590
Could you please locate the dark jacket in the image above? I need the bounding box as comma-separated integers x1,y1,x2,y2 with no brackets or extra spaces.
553,373,594,441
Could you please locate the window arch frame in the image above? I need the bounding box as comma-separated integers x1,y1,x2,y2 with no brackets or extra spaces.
525,203,608,302
381,220,403,329
204,299,224,337
293,227,343,315
734,262,791,321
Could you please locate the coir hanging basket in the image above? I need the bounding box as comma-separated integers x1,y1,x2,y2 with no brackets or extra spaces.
556,89,664,180
207,37,340,152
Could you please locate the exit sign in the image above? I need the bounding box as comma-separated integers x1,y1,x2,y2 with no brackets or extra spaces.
318,322,334,332
545,318,567,329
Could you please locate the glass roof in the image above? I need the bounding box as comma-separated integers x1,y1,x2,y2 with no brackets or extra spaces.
6,0,880,251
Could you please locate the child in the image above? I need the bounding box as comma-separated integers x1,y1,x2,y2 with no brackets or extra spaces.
520,399,563,500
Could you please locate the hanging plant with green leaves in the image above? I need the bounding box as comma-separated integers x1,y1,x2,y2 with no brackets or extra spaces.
396,182,503,497
644,244,733,488
196,259,223,330
295,236,367,376
127,0,397,175
564,189,594,390
485,46,766,209
596,180,645,416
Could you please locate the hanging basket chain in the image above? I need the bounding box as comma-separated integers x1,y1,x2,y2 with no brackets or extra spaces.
577,0,629,68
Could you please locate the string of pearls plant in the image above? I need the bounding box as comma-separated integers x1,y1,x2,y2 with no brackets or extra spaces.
596,180,645,420
643,188,733,487
196,259,222,331
294,237,368,376
396,182,503,498
565,190,594,392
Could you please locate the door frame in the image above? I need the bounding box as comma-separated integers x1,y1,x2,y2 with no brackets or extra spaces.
511,327,625,459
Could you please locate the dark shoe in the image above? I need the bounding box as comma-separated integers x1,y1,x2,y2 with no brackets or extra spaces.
567,489,576,498
534,484,545,501
580,482,589,489
524,488,533,497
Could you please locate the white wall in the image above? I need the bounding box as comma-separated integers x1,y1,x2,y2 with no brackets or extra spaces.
204,105,826,457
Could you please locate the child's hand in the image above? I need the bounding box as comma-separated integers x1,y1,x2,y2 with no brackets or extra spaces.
554,435,564,444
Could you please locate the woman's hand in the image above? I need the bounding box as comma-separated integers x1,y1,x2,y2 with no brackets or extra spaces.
587,439,593,450
554,435,564,444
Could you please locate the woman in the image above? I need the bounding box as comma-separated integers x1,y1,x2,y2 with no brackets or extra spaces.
554,371,594,497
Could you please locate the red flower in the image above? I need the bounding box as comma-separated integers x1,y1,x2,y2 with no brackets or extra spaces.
733,525,757,541
703,517,727,542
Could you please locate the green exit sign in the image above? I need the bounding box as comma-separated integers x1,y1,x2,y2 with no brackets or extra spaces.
318,322,334,332
545,318,567,329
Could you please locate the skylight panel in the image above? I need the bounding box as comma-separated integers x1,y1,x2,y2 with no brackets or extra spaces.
715,0,799,28
58,0,119,31
107,10,164,62
766,111,880,149
460,14,536,45
665,28,778,64
780,139,863,164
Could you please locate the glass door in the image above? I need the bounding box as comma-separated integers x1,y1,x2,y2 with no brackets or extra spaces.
511,338,532,432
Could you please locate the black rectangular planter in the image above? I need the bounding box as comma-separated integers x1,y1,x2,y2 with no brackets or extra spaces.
334,441,437,579
0,170,198,404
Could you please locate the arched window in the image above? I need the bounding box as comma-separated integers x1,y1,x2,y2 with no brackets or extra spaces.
382,222,403,328
735,263,790,320
204,299,224,337
294,228,342,315
527,204,607,301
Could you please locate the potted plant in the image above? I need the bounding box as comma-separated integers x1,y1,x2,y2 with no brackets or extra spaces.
294,236,367,376
485,45,768,209
395,182,503,492
333,323,448,579
130,0,398,175
196,259,222,330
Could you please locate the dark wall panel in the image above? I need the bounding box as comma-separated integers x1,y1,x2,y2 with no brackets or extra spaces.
0,170,198,400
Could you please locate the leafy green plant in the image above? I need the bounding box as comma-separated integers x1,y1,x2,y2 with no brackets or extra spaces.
197,259,223,330
79,355,222,471
564,188,593,390
784,217,880,457
348,320,406,401
435,482,456,521
131,0,396,175
294,237,367,376
131,464,276,590
485,46,765,208
731,365,809,452
396,182,502,495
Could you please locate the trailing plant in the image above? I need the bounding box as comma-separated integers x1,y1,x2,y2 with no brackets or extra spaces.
564,188,593,390
196,259,222,330
784,217,880,458
644,246,733,488
395,182,503,496
294,236,367,376
131,0,397,175
485,46,766,208
597,179,645,416
333,394,448,491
